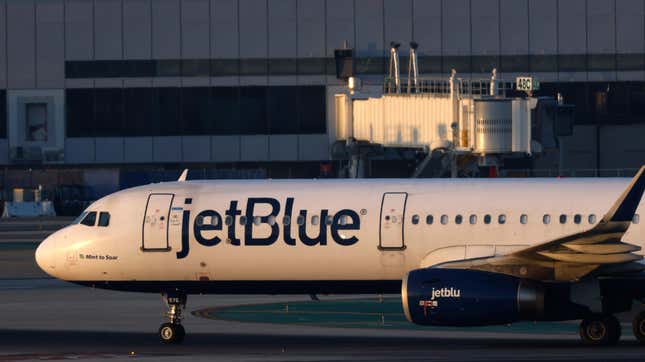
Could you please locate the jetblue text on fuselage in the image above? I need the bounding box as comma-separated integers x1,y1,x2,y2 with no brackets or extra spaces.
176,197,361,259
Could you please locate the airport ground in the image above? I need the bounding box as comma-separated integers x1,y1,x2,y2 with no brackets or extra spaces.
2,219,645,361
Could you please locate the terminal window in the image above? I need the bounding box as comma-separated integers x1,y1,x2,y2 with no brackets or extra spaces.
0,90,5,138
65,86,326,137
26,103,47,141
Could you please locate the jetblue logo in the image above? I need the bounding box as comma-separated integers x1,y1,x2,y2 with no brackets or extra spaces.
177,197,361,259
430,287,461,300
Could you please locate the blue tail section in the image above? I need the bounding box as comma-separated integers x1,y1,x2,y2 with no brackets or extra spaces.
603,166,645,223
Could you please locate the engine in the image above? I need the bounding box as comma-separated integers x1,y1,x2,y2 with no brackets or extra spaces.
402,268,586,326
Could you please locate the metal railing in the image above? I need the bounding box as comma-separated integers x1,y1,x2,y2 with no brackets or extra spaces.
0,166,639,217
384,76,451,95
0,167,268,216
500,168,640,178
384,76,517,97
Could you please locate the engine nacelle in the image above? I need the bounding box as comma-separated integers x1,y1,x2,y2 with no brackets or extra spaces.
402,268,546,326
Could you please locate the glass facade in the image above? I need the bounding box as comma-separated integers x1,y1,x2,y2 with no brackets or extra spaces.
0,90,6,138
65,86,327,137
537,82,645,125
66,59,339,78
65,54,645,79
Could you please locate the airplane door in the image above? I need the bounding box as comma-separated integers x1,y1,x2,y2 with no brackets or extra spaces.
142,193,174,251
379,192,407,249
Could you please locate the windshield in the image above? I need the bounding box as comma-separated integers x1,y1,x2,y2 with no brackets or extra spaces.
72,211,88,225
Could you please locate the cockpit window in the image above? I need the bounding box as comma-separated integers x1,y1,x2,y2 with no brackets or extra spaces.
73,211,88,224
98,212,110,227
80,211,97,226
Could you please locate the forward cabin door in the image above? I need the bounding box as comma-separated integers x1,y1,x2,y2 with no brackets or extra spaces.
142,193,174,251
379,192,408,249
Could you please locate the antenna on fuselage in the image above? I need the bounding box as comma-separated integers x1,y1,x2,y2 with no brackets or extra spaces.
178,169,188,182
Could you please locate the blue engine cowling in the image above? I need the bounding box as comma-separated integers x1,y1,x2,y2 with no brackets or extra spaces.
402,268,545,326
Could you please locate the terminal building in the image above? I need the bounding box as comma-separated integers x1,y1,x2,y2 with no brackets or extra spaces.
0,0,644,187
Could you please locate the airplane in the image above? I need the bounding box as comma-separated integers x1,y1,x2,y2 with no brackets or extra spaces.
35,167,645,346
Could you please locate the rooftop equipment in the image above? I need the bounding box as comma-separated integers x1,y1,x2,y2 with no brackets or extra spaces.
387,42,401,94
334,40,354,80
407,42,419,94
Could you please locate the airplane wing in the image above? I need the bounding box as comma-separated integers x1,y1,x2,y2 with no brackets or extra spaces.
437,166,645,282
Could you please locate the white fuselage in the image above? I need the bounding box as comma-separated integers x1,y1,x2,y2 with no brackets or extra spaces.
35,178,645,292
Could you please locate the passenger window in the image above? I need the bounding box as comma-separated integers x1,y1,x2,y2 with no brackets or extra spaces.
559,214,567,224
543,214,551,224
574,214,581,224
455,215,463,225
282,215,291,225
98,212,110,227
80,211,97,226
268,215,276,226
588,214,596,224
239,215,247,225
225,216,233,226
297,215,305,226
440,215,448,225
634,214,640,224
200,214,218,226
311,215,320,225
253,216,261,226
326,215,333,225
469,215,477,224
426,215,434,225
411,215,419,225
498,214,506,224
483,214,491,224
520,214,527,225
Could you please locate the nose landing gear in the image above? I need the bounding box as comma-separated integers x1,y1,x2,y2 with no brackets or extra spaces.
159,293,187,344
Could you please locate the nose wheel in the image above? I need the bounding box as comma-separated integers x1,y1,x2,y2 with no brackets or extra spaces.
159,293,187,344
159,322,185,344
579,314,621,346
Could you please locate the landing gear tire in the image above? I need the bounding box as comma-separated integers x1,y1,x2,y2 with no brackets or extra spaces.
632,311,645,344
159,323,185,344
579,314,621,346
159,293,187,344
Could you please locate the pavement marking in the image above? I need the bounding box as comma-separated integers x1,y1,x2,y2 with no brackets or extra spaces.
193,297,581,335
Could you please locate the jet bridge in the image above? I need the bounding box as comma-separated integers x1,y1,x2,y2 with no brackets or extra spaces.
331,43,574,178
335,73,536,155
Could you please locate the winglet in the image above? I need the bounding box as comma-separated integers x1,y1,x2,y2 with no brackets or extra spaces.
178,169,188,182
602,165,645,223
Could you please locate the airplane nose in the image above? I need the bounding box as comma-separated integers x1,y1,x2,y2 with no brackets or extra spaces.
35,234,56,275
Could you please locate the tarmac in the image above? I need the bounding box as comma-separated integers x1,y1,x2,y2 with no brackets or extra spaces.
1,220,645,361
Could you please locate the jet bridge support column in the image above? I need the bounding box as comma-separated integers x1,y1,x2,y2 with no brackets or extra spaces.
450,153,457,178
347,139,368,178
349,153,366,178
